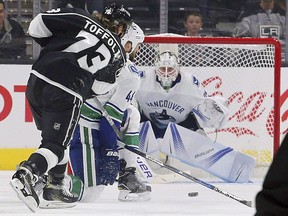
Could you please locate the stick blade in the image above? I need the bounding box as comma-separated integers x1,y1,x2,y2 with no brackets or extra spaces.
240,200,253,208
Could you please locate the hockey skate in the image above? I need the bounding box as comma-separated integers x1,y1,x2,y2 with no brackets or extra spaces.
118,159,151,202
9,162,40,212
33,174,47,196
39,173,79,209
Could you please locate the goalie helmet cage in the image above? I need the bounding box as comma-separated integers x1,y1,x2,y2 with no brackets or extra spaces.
134,34,281,177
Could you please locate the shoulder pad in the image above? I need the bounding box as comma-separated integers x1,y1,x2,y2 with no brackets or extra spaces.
128,64,145,78
192,76,200,86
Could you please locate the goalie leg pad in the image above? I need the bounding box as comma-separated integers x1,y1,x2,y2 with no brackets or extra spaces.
228,151,255,182
138,121,177,174
161,123,255,183
139,121,159,154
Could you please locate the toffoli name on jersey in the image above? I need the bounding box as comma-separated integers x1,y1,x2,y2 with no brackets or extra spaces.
84,20,121,55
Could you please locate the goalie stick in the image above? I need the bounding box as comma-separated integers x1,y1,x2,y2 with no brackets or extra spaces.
118,142,253,207
92,97,253,208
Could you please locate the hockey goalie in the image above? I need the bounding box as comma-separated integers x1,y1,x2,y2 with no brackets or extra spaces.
134,50,256,183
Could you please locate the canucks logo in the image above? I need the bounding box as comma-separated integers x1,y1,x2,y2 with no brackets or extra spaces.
150,110,176,129
192,75,207,97
192,76,199,86
128,64,145,78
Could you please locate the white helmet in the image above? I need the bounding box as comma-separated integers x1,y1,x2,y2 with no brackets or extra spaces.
121,22,145,54
155,51,180,90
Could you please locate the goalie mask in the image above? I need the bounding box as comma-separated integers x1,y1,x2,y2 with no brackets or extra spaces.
101,3,132,38
121,22,145,54
155,51,180,90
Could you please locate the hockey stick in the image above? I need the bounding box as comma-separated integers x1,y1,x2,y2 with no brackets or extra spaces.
92,98,184,183
118,142,253,207
92,97,253,207
93,98,127,140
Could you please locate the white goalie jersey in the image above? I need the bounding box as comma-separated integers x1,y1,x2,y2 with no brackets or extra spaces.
135,68,228,130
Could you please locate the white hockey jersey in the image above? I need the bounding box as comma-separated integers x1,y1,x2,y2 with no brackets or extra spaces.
136,69,228,130
79,59,142,129
136,69,207,129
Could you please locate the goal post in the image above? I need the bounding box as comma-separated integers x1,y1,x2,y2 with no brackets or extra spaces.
134,34,281,174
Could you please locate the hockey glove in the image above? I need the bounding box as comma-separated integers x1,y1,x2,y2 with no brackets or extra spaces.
92,58,124,84
192,96,228,129
97,116,121,185
98,148,120,186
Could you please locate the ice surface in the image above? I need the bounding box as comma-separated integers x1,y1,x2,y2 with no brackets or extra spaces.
0,171,262,216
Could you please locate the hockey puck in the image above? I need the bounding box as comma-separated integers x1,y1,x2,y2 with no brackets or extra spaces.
188,192,199,197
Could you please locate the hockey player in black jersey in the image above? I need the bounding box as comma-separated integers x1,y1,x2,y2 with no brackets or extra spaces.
9,1,132,212
255,133,288,215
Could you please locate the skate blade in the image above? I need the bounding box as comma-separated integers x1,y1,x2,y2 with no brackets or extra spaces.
118,190,151,202
9,179,38,212
39,199,77,209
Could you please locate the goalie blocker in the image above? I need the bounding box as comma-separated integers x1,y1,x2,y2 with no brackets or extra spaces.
140,122,255,183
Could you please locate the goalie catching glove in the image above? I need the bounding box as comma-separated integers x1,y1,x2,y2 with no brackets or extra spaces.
192,96,228,129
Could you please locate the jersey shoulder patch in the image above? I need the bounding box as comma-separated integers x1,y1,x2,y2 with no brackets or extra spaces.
127,63,145,78
190,75,207,97
192,75,200,86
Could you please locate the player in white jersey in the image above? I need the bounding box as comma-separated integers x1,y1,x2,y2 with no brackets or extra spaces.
68,22,151,202
135,51,255,183
136,51,228,139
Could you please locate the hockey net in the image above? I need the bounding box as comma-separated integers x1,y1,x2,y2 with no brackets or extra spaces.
134,34,281,178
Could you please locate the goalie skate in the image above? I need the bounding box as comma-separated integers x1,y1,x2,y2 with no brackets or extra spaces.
39,174,79,209
10,166,39,212
118,159,152,202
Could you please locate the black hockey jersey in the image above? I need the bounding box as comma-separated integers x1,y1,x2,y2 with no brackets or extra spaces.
28,7,126,100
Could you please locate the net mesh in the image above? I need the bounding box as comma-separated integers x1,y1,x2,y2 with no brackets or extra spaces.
135,43,275,68
134,35,280,169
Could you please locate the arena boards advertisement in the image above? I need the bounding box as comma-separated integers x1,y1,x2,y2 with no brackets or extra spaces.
0,65,41,169
1,64,288,170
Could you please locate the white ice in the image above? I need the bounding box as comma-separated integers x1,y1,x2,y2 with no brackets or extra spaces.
0,171,262,216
